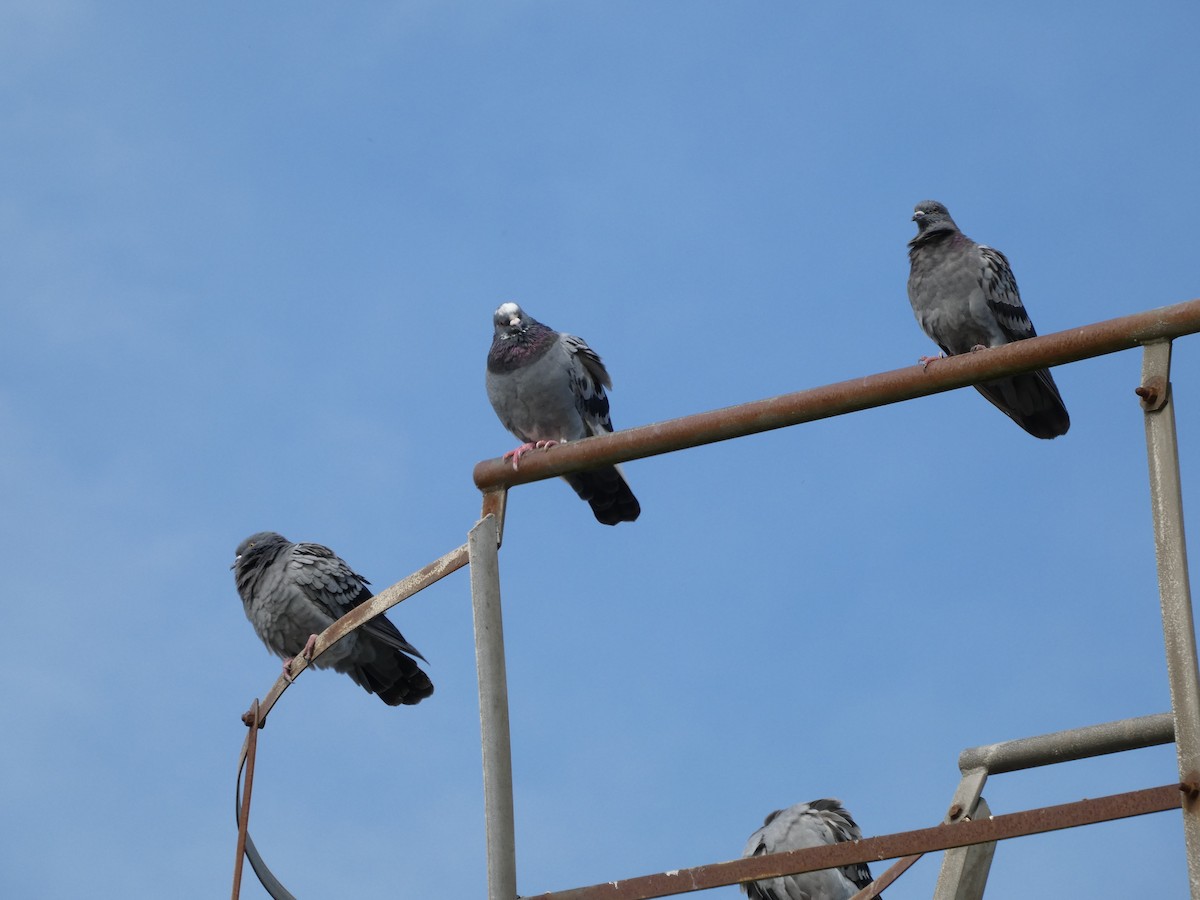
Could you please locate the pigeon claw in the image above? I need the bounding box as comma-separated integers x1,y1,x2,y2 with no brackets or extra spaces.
281,634,320,682
919,353,944,370
301,633,318,660
503,442,538,470
503,441,559,470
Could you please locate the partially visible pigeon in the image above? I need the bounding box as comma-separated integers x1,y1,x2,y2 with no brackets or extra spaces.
906,200,1070,439
232,532,433,706
742,799,877,900
486,302,640,525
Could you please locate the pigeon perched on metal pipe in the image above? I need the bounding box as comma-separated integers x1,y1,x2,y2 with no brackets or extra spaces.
906,200,1070,439
486,302,640,525
232,532,433,706
741,799,877,900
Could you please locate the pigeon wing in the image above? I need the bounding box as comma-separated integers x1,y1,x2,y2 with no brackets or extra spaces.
562,333,615,437
979,244,1037,342
289,542,427,661
807,799,874,891
741,801,878,900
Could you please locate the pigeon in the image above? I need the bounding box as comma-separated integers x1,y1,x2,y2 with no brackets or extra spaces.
486,302,640,525
742,799,877,900
232,532,433,706
906,200,1070,439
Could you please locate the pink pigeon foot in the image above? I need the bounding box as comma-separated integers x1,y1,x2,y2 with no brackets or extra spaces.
919,353,945,370
281,633,320,682
503,443,538,470
300,633,318,659
970,344,988,352
503,440,560,470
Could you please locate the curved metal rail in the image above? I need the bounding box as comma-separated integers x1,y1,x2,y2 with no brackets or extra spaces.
231,544,470,899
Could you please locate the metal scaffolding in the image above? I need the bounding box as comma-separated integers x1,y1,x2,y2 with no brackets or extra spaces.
232,298,1200,900
467,299,1200,900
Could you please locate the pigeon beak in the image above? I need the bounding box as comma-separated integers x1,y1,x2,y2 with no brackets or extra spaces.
912,210,924,222
230,555,240,570
507,317,521,327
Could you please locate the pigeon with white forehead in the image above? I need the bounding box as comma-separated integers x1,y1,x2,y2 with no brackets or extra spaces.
486,302,640,525
907,200,1069,439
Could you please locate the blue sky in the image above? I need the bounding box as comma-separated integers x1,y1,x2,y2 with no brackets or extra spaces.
4,2,1199,897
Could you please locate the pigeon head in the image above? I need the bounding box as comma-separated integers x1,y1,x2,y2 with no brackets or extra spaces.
233,531,287,570
492,302,535,340
911,200,959,237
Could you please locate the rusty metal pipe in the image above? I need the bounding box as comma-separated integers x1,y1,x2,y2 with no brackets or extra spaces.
523,785,1182,900
232,699,259,900
474,299,1200,491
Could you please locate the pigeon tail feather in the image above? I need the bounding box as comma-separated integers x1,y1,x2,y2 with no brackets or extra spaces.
565,466,641,525
353,657,435,706
976,369,1070,439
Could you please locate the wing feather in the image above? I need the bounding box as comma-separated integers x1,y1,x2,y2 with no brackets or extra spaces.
562,333,615,437
979,245,1036,342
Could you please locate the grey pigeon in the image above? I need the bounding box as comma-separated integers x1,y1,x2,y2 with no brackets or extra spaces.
232,532,433,706
486,302,640,525
907,200,1070,439
742,799,877,900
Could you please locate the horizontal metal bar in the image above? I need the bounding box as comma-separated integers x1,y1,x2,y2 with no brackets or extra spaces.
474,298,1200,491
524,784,1183,900
958,713,1175,775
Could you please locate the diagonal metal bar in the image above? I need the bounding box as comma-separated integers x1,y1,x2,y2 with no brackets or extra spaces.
474,299,1200,491
522,785,1183,900
1140,341,1200,897
849,853,923,899
241,543,469,729
936,713,1176,898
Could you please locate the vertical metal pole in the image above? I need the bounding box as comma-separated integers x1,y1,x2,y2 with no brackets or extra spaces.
1140,340,1200,898
469,514,518,900
933,769,993,900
